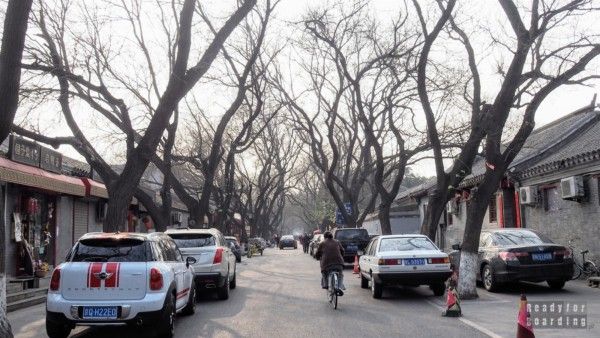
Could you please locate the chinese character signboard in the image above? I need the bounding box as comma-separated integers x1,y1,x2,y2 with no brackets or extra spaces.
335,202,353,226
40,147,63,173
9,135,41,167
9,135,63,173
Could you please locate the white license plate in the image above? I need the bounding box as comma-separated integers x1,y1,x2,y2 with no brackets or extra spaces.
82,306,118,320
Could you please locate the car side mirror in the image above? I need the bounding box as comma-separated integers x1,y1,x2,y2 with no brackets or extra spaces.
451,243,461,251
186,256,197,267
357,250,364,256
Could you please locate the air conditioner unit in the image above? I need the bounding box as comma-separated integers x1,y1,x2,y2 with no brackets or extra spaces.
519,186,537,205
171,212,182,224
446,200,458,214
561,176,585,200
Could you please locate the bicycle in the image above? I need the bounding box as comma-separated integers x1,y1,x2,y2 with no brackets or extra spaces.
570,248,599,280
325,269,343,309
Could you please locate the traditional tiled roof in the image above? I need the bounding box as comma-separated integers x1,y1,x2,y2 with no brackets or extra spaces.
461,105,599,187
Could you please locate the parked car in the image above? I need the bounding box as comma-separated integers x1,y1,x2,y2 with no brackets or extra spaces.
225,236,242,263
449,229,574,292
279,235,297,249
250,237,267,250
46,232,196,338
358,234,452,299
309,234,324,257
333,228,370,264
165,228,237,300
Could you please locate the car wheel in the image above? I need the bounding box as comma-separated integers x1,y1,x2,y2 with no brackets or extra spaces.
482,264,500,292
158,292,175,338
217,272,230,300
371,275,383,299
230,270,237,290
430,282,446,296
360,273,369,289
46,318,71,338
547,280,566,290
182,282,196,315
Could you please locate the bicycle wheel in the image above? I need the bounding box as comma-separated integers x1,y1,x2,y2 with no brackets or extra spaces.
332,273,338,309
572,262,582,280
582,261,599,278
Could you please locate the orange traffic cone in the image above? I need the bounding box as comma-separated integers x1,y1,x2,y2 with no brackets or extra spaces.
442,285,461,317
517,294,535,338
353,255,359,274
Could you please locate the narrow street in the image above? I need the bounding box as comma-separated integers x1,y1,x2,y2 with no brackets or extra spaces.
9,246,600,338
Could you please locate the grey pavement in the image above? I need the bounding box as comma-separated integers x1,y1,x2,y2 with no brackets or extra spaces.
10,247,598,337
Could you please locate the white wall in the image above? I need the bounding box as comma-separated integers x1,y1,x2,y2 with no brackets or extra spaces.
55,196,74,265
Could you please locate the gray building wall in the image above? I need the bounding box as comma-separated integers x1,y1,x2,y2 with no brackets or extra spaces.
55,196,74,266
521,173,600,265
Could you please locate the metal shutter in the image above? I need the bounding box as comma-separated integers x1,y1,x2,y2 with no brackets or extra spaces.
73,200,89,243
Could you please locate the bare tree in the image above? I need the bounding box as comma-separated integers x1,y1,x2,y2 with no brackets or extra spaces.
0,0,33,336
18,0,257,231
414,0,600,298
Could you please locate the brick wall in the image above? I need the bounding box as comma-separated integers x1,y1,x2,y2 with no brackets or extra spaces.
522,176,600,265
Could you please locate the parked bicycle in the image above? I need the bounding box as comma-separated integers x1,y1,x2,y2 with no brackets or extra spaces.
325,269,343,309
570,248,599,280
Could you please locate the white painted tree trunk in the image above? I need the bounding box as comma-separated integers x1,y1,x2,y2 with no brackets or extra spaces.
0,273,14,338
457,251,479,299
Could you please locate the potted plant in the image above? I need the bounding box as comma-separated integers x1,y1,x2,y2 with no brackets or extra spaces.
34,260,49,278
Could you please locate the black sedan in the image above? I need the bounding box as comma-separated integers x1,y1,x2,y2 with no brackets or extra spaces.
450,229,573,291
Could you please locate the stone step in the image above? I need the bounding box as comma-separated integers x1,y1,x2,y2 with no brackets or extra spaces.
7,288,48,304
588,276,600,288
6,283,23,294
7,294,47,312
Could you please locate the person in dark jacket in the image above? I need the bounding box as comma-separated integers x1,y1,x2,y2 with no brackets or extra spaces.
315,231,346,291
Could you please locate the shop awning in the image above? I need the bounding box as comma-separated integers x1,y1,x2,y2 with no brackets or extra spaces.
81,177,109,199
0,157,86,196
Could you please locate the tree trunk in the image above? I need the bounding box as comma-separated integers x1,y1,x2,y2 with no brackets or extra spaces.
0,274,12,338
421,187,449,240
104,182,135,231
0,0,33,143
458,168,505,299
378,202,392,235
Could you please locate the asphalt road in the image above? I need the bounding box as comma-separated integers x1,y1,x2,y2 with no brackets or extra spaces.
9,246,599,337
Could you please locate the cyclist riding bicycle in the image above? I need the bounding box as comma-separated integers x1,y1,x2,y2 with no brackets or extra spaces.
315,231,346,293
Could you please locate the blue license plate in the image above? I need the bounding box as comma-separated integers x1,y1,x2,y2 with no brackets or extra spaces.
532,253,552,262
82,306,118,320
347,245,358,251
404,258,425,265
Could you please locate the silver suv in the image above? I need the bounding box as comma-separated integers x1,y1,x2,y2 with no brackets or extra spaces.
165,228,237,300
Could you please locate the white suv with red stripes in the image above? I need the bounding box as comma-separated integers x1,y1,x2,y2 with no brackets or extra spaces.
45,232,196,338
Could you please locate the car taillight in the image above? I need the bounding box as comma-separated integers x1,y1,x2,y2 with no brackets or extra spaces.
498,251,528,261
428,257,450,264
378,258,401,265
554,249,572,259
50,268,61,291
213,248,223,264
150,268,163,290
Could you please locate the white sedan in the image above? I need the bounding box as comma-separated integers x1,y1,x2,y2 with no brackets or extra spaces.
358,234,452,299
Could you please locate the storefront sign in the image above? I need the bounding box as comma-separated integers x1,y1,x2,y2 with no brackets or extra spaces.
40,147,63,173
9,135,63,173
9,135,40,167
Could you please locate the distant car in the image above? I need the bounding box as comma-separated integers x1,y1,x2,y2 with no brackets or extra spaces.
225,236,242,263
358,235,452,299
279,235,297,249
249,237,267,250
449,229,574,292
309,234,324,257
46,232,196,338
333,228,370,264
165,228,237,300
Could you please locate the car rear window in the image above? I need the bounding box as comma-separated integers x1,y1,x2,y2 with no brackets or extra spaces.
335,229,369,241
378,237,437,252
492,231,551,246
168,233,215,248
72,239,149,262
